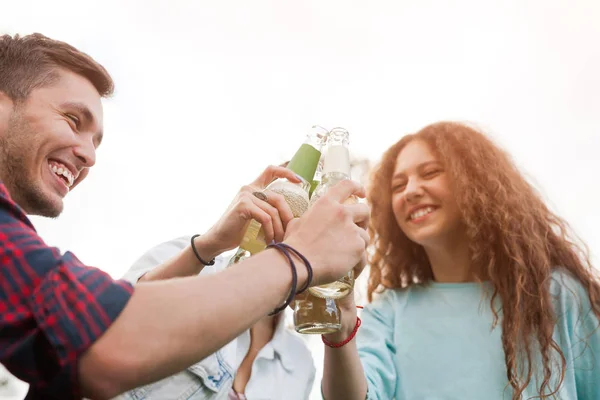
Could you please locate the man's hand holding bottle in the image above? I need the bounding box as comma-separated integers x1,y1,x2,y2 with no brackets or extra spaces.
283,178,370,287
198,164,369,291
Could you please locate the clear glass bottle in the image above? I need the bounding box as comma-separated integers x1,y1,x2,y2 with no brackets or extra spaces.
307,127,356,299
309,154,324,197
293,291,341,334
293,153,341,334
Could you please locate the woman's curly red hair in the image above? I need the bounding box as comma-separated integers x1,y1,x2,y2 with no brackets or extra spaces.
366,121,600,398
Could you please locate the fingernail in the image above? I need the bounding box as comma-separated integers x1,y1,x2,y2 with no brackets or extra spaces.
269,240,276,245
295,174,302,181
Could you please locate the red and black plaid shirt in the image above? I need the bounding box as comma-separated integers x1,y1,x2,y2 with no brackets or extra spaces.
0,182,134,399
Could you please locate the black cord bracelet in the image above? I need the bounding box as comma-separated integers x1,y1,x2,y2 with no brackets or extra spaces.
266,242,298,315
275,243,313,293
190,234,216,266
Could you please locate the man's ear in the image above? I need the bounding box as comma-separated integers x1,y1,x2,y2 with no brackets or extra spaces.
0,91,15,134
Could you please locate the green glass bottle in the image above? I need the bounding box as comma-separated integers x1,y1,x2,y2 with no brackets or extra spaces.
228,126,328,266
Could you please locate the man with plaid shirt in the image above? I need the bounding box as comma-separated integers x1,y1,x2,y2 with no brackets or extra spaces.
0,33,370,400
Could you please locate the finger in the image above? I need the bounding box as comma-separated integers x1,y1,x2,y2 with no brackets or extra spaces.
284,218,301,240
239,184,260,195
353,252,368,278
238,197,275,244
325,179,366,203
345,203,371,227
356,225,370,249
252,165,302,188
249,193,285,242
263,190,295,229
234,185,263,208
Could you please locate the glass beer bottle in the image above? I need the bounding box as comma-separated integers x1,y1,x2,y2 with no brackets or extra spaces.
293,291,341,334
294,154,342,334
228,126,328,266
307,127,356,299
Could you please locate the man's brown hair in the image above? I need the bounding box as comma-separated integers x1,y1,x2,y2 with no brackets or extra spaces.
0,32,114,101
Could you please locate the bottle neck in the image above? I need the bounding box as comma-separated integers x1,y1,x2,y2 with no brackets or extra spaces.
321,171,350,185
287,144,322,184
306,125,329,149
286,126,328,185
305,138,327,151
327,127,350,147
322,144,351,177
268,176,311,193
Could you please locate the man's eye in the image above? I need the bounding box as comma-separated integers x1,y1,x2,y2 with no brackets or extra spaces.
66,114,80,128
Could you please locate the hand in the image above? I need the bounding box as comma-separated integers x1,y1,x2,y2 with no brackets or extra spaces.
288,252,366,310
283,179,370,287
319,252,367,341
203,165,301,254
325,294,359,343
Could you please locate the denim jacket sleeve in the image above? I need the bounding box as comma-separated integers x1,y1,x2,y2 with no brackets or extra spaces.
112,237,234,400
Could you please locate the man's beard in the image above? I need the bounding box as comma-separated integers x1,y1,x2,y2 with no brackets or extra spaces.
0,112,63,218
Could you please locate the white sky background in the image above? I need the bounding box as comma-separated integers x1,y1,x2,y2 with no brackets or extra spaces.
2,1,600,399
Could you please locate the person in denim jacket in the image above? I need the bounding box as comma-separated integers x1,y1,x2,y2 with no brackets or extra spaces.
113,236,316,400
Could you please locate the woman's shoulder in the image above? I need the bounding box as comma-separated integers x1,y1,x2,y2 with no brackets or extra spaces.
549,268,590,305
549,268,599,329
365,285,415,315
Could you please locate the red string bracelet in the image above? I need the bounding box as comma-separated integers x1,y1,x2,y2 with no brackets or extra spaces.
321,316,361,348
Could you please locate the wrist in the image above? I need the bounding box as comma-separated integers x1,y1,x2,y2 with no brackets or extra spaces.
323,307,357,343
282,238,324,286
322,315,361,348
191,234,222,264
266,246,309,296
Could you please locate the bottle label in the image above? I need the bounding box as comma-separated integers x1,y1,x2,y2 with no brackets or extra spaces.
239,179,309,255
323,145,351,176
287,143,322,183
268,180,310,217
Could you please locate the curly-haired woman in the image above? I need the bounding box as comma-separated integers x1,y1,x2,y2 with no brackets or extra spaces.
320,122,600,399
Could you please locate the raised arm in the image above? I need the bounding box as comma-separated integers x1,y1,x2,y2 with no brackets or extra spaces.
78,178,370,399
131,165,303,283
322,290,398,400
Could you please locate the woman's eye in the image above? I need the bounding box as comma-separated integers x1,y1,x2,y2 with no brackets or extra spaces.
423,169,442,178
392,183,406,192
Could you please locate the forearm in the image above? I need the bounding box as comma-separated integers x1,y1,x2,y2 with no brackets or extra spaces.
79,248,304,398
139,236,221,282
322,311,368,400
